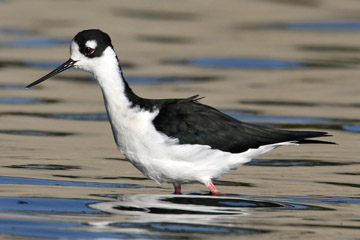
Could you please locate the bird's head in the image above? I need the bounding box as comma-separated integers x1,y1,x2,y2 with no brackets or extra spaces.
26,29,116,89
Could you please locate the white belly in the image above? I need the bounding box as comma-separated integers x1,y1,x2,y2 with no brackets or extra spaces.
106,104,295,185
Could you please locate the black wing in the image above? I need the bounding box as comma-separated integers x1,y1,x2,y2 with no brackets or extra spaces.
153,96,334,153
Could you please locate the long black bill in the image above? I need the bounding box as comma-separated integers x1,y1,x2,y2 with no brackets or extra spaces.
25,59,77,89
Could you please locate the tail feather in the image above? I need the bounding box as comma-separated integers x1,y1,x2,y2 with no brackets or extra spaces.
290,131,335,145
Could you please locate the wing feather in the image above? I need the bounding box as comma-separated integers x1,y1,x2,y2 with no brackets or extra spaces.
153,97,333,153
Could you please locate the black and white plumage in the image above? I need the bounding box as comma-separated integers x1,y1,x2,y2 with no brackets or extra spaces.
26,29,334,195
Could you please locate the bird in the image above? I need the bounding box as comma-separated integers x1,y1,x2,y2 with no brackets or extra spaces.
26,29,334,195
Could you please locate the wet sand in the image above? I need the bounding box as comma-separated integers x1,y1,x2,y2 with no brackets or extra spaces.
1,0,360,239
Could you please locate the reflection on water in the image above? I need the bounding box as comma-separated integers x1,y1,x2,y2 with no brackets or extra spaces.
176,58,304,69
5,164,80,170
0,176,151,189
114,8,197,21
1,0,359,239
0,196,100,213
90,194,333,216
246,159,358,167
0,129,72,136
0,60,67,69
170,57,358,69
1,192,357,239
0,83,24,89
0,218,162,239
241,20,360,31
0,37,68,48
0,27,29,35
298,44,360,53
342,125,360,133
224,110,360,133
240,100,360,108
0,97,57,104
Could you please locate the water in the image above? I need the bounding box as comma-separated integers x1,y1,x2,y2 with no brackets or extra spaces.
0,0,360,239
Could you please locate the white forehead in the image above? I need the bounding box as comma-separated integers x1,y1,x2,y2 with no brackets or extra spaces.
85,40,97,49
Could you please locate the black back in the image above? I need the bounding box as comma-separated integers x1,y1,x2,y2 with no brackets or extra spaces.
153,97,333,153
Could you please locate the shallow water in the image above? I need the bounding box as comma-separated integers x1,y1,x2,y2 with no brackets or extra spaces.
1,0,360,239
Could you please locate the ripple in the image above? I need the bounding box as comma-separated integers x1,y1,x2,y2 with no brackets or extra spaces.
105,222,269,235
19,112,108,120
114,8,197,21
342,125,360,133
0,196,100,214
298,44,360,53
240,100,360,108
0,83,24,89
241,20,360,31
246,159,355,167
213,179,254,187
2,112,108,121
0,176,151,189
174,58,304,69
0,97,57,104
90,194,332,216
263,195,360,205
137,35,191,44
0,60,65,69
0,27,29,35
225,109,360,133
267,0,319,7
5,164,80,170
170,57,356,69
0,217,162,239
318,181,360,188
0,130,72,137
0,37,68,48
336,172,360,176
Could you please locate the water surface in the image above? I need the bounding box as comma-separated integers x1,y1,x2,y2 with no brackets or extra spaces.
0,0,359,239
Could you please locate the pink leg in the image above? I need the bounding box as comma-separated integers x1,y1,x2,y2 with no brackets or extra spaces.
205,180,220,196
173,184,182,195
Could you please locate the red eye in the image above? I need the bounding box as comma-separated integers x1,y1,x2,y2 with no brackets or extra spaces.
84,47,94,55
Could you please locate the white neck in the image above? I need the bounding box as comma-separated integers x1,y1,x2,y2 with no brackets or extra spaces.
90,48,131,111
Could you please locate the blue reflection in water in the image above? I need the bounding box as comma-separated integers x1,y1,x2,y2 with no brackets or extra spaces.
0,27,29,35
116,222,248,233
245,195,360,205
48,113,108,120
342,125,360,132
0,97,45,104
0,196,99,213
0,218,162,239
184,58,303,69
0,38,68,47
0,176,150,189
0,130,71,137
0,84,24,89
287,21,360,31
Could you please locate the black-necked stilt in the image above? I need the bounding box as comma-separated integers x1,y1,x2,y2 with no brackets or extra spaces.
26,29,334,195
